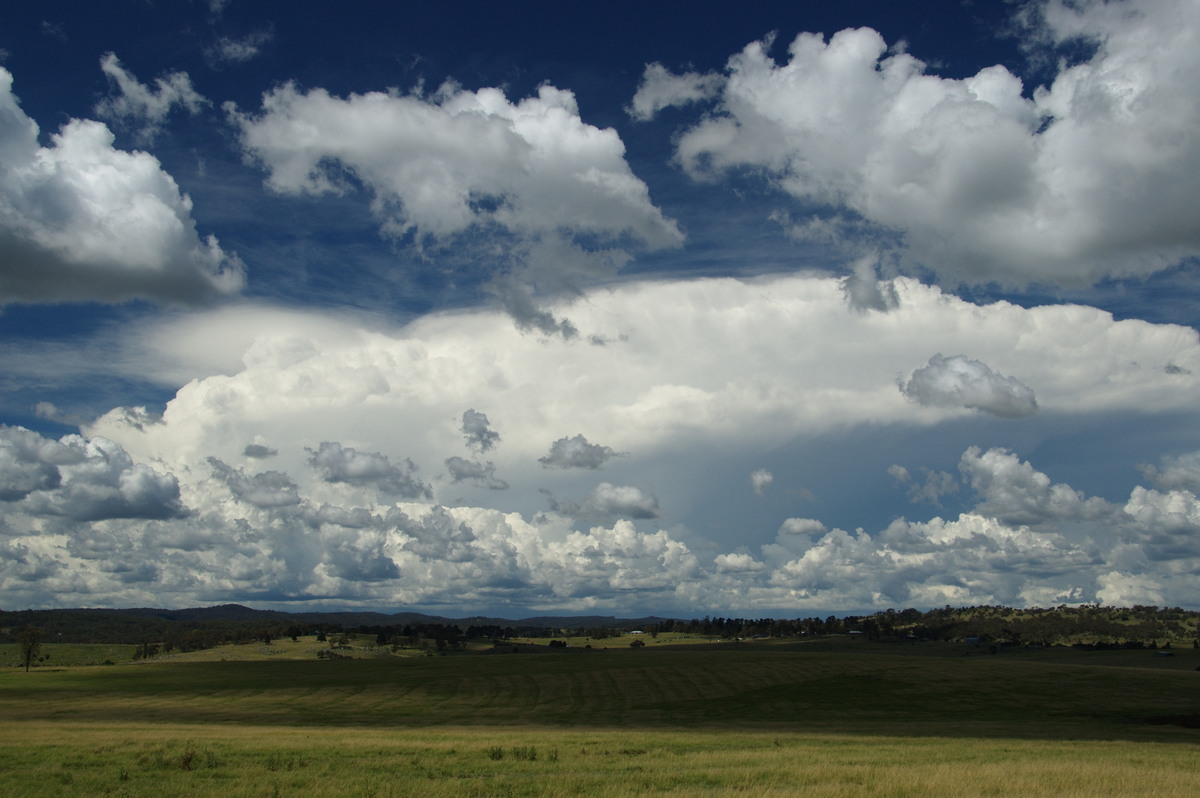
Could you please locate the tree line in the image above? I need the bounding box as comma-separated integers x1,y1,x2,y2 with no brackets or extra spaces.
3,603,1197,656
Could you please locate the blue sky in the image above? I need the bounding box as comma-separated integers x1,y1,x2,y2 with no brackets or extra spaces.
1,0,1199,617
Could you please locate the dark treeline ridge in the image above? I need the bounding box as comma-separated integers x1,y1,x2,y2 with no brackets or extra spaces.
1,603,1197,652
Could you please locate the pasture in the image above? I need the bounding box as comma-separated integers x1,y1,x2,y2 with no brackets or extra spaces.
1,638,1198,796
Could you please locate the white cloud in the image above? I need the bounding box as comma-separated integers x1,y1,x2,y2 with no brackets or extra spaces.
959,446,1117,527
228,80,682,331
749,468,773,496
667,0,1200,288
94,53,208,142
901,354,1038,418
6,273,1181,612
206,30,272,65
628,62,722,121
0,67,243,305
778,518,827,537
1,432,1199,612
82,275,1200,490
1139,451,1200,493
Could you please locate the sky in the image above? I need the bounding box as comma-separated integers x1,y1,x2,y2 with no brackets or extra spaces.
1,0,1199,617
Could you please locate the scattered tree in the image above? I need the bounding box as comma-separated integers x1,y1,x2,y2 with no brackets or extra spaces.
18,626,43,672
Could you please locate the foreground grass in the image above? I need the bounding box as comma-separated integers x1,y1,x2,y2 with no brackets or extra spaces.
1,722,1198,797
2,641,1198,795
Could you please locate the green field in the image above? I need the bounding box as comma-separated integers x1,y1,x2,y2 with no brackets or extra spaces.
2,637,1198,796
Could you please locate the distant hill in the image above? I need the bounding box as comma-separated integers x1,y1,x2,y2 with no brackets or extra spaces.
2,603,1197,648
0,604,675,644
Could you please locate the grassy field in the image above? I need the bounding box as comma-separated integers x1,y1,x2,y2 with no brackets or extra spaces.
1,637,1198,796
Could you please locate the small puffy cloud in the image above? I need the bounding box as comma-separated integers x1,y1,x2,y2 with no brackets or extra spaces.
901,354,1037,418
581,483,660,520
208,458,301,508
307,441,431,499
749,468,773,496
713,552,766,573
0,67,243,305
779,517,826,536
544,482,660,521
670,0,1200,288
539,434,621,469
628,62,722,121
444,456,508,490
94,53,207,142
0,425,186,520
243,443,277,459
461,408,500,452
1138,451,1200,493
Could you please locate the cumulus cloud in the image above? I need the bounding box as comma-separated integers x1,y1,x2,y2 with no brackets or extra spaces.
573,482,660,520
778,518,826,537
539,434,621,469
959,446,1116,527
628,62,722,121
243,443,277,459
94,53,207,142
901,354,1037,418
1,432,1199,612
35,272,1197,613
1139,451,1200,493
307,441,431,499
0,67,243,305
666,0,1200,288
444,456,508,490
713,552,766,573
227,80,681,332
0,425,186,520
208,458,301,508
461,409,500,452
750,468,773,496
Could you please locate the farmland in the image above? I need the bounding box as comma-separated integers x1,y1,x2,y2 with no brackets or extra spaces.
1,636,1198,796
